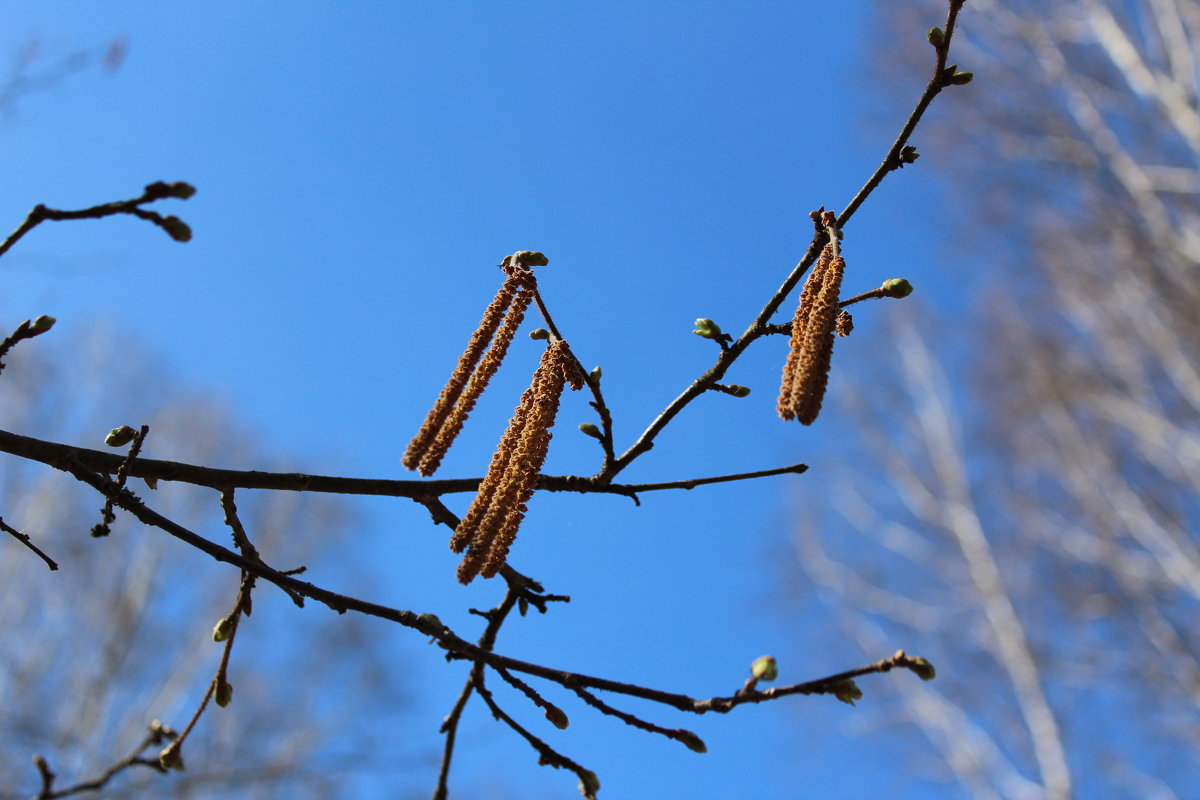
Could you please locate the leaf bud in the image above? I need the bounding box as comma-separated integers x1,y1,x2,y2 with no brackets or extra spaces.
105,425,138,447
529,328,551,340
909,657,937,681
949,71,974,85
545,705,570,729
693,318,722,339
899,145,920,165
212,617,233,642
29,315,57,335
578,422,602,440
215,680,233,707
880,278,914,298
589,365,602,381
506,250,549,268
676,729,708,753
577,769,601,798
416,613,443,630
727,384,751,398
751,655,778,682
832,679,863,706
161,216,192,242
927,27,945,48
158,745,184,771
166,181,197,199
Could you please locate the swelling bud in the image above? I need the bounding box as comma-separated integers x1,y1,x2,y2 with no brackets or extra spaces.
29,315,56,335
578,422,602,440
105,425,138,447
161,216,192,242
751,655,778,682
880,278,914,298
692,318,722,339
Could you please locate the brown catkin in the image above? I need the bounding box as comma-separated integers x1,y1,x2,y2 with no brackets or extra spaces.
454,340,578,584
416,281,533,476
403,263,539,477
778,244,832,420
778,242,845,425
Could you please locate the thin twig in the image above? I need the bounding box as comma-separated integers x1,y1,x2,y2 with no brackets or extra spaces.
33,723,172,800
0,181,195,259
0,515,58,570
606,0,970,480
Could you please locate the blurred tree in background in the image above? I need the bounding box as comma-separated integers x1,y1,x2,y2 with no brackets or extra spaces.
0,326,413,799
800,1,1200,797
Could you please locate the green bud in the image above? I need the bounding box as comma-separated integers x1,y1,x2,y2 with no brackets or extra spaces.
880,278,914,298
899,145,920,165
676,729,707,753
158,745,184,771
927,27,945,48
578,423,602,440
949,71,974,85
692,318,722,339
751,655,778,682
215,680,233,707
832,679,863,706
545,705,570,729
589,366,602,381
29,315,57,335
105,425,138,447
577,769,601,798
529,328,551,340
212,617,233,642
416,613,443,630
161,216,192,242
506,250,549,267
909,657,937,681
727,384,751,398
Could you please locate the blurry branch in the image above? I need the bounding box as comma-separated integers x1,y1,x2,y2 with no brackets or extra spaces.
33,721,173,800
0,515,57,570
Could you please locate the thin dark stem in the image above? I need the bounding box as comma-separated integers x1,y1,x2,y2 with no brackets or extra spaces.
34,725,171,800
0,427,799,501
529,281,617,472
0,515,58,570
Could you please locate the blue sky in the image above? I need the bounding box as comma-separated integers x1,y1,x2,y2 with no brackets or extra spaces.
2,3,961,798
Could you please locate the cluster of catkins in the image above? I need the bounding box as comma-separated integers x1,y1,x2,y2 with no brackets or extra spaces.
403,251,583,583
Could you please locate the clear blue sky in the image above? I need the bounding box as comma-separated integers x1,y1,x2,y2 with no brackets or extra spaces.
2,3,957,798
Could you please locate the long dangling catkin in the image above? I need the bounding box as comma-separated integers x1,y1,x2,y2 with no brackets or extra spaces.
452,339,583,584
778,238,846,425
402,254,543,477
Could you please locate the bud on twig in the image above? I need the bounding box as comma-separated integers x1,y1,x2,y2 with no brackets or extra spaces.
927,27,945,48
529,328,550,340
105,426,138,447
215,680,233,707
212,617,233,642
880,278,914,298
832,679,863,706
578,422,602,440
160,216,192,242
751,655,778,682
949,71,974,85
692,318,722,340
29,315,56,336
